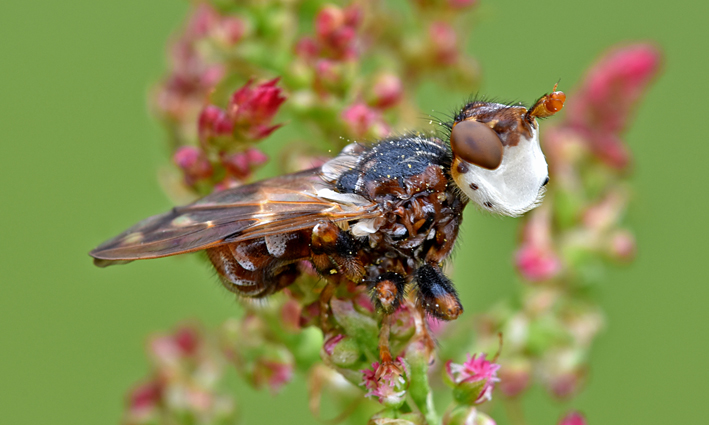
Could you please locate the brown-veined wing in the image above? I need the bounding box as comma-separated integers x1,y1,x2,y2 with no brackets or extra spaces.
90,168,379,267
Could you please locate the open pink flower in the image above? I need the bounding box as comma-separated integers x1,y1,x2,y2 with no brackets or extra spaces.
446,353,500,404
361,358,409,406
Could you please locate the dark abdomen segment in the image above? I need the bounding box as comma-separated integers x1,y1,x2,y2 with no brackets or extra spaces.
206,229,312,297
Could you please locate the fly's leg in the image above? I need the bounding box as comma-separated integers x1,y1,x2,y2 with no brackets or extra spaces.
414,302,437,360
377,313,394,369
318,281,336,332
311,221,365,329
414,263,462,321
368,272,407,314
311,222,365,283
367,272,407,371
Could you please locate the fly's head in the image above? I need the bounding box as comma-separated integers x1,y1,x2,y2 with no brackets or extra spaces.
449,86,565,217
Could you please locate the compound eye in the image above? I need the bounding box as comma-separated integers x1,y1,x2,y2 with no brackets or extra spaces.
450,120,503,170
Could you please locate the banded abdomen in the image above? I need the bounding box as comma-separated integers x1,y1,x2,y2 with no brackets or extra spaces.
206,229,312,297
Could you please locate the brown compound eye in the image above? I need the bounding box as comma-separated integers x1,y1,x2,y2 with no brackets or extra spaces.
450,120,503,170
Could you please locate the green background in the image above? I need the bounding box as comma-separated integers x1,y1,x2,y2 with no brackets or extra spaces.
1,0,707,423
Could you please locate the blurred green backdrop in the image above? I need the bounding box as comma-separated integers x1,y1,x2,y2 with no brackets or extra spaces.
1,0,707,423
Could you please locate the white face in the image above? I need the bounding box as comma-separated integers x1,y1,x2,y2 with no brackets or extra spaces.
452,125,548,217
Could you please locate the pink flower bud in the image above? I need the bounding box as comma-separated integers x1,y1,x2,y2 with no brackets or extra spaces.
220,148,268,180
559,411,587,425
186,3,220,38
173,146,213,184
515,244,562,282
582,191,626,231
608,229,636,262
314,59,343,93
173,326,200,356
429,22,458,65
228,78,287,140
199,65,225,89
315,4,360,60
218,16,245,45
342,102,389,138
294,37,319,61
198,105,233,140
127,380,162,413
220,152,250,179
245,147,268,165
315,5,345,41
370,73,403,109
323,334,344,356
259,359,294,394
515,207,562,282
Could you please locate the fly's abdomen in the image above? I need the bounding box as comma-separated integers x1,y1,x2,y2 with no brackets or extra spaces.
206,230,312,297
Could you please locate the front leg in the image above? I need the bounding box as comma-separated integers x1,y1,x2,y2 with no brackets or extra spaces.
414,263,463,321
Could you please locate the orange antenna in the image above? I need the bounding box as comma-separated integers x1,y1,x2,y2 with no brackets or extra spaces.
527,83,566,120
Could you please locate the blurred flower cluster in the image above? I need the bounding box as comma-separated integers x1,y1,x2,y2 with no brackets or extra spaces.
154,0,480,200
124,325,236,425
125,1,660,424
466,44,660,417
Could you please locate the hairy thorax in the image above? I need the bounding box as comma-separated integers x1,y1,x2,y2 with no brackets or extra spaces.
334,136,467,281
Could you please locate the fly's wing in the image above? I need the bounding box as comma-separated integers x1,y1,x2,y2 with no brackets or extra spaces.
90,168,378,267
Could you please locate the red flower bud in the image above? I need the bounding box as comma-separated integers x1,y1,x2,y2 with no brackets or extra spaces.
294,37,319,61
228,78,286,140
198,105,233,140
173,146,213,184
315,4,361,60
127,380,162,413
186,3,220,38
565,44,661,168
559,411,587,425
218,16,246,45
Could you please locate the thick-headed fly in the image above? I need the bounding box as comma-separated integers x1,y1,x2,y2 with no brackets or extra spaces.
91,87,565,364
